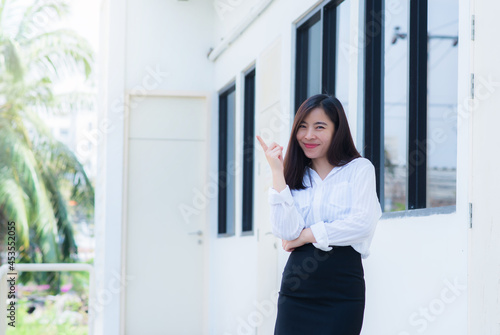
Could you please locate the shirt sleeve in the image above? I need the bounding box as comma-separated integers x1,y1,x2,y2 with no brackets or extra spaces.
268,185,306,241
309,162,382,251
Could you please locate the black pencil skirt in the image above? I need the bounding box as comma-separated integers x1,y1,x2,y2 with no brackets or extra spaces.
274,243,365,335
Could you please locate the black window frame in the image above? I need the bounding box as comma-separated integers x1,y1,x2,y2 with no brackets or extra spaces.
407,0,428,210
242,68,256,234
295,0,346,113
364,0,456,213
218,83,236,236
363,0,385,208
295,10,321,111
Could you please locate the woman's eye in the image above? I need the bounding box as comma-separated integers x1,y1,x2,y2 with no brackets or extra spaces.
299,125,324,129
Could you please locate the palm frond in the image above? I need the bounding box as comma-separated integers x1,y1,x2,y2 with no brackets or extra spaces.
0,170,30,249
39,167,77,260
0,36,24,80
26,28,94,81
0,116,60,261
27,110,95,207
15,0,70,41
0,0,95,284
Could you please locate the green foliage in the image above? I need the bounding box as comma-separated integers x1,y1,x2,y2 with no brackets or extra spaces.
391,202,406,212
0,0,95,289
6,299,88,335
61,270,89,297
8,271,90,333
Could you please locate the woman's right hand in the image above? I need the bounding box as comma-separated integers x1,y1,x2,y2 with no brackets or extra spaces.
256,135,284,173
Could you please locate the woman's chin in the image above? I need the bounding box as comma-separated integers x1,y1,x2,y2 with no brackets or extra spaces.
302,149,320,160
305,154,317,159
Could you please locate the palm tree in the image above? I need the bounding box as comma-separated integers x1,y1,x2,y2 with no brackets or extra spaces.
0,0,95,289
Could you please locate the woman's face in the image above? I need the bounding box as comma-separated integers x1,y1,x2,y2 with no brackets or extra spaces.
296,107,335,161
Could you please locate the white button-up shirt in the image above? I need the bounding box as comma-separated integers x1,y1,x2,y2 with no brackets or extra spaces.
268,157,382,258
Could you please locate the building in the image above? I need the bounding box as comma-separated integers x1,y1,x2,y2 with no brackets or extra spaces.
95,0,500,334
43,108,98,180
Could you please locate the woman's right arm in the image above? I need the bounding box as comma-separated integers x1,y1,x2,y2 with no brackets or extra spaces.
256,135,306,240
268,182,306,241
271,167,287,192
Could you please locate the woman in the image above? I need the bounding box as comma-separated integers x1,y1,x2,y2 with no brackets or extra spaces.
256,94,382,335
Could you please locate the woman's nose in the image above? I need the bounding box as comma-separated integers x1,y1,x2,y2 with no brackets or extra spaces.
305,129,315,139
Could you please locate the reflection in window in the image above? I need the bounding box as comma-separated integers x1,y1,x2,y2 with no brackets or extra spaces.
296,11,321,110
335,0,350,113
218,85,236,235
295,1,351,113
373,0,458,212
242,69,256,233
307,18,322,97
226,90,236,230
384,0,409,212
427,0,458,207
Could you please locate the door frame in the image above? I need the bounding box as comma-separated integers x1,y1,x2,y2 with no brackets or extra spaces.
120,90,212,334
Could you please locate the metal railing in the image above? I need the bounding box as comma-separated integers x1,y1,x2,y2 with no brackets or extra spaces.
0,263,95,335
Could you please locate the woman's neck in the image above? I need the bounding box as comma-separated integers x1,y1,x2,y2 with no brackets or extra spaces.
310,159,336,180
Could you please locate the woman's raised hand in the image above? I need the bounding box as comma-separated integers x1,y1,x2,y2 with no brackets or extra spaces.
256,135,284,173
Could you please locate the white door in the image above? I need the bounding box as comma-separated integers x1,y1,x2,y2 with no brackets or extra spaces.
124,95,208,335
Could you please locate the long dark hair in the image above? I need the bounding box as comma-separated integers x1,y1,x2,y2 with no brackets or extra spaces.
284,94,361,190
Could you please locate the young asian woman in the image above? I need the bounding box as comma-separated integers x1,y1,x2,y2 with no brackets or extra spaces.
256,94,382,335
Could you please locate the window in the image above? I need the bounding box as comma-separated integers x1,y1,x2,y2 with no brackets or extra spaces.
382,0,409,211
364,0,458,212
295,0,351,112
218,84,236,235
296,10,321,109
426,0,458,208
242,68,256,234
59,128,69,139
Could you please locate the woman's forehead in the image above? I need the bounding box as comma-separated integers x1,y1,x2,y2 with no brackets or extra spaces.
302,108,330,123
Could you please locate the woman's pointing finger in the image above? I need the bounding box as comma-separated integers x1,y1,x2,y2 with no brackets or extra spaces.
256,135,268,151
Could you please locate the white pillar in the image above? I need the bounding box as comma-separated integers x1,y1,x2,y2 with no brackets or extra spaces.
95,0,127,334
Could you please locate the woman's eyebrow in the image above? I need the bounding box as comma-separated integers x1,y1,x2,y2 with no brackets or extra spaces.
300,121,328,125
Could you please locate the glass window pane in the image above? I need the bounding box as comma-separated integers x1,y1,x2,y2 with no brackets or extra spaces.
335,0,350,111
384,0,409,212
307,18,322,97
226,90,236,234
427,0,458,207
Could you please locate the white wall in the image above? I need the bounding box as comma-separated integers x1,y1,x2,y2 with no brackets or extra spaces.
208,1,323,334
98,0,216,334
124,0,215,92
97,0,487,333
469,0,500,333
364,213,467,335
210,0,469,334
95,0,126,333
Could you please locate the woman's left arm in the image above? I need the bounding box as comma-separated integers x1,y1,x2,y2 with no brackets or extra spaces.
307,162,382,251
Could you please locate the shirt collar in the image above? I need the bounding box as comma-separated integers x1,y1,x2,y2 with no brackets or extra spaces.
306,158,356,184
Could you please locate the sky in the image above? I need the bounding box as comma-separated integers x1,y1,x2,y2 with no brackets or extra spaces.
53,0,101,93
64,0,101,52
20,0,103,118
